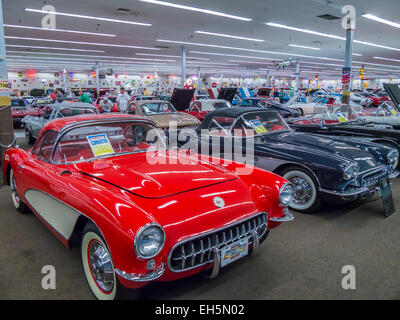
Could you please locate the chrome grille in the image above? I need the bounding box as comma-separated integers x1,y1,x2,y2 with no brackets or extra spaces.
362,168,387,190
168,213,267,272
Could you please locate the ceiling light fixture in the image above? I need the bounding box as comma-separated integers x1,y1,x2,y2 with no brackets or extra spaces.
4,24,116,37
135,53,210,60
5,36,160,50
5,44,104,52
139,0,252,21
373,56,400,63
25,8,152,26
158,39,343,61
288,44,320,50
362,14,400,29
267,22,400,52
194,31,263,42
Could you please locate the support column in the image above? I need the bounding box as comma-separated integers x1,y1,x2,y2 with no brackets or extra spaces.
63,68,67,94
266,70,270,87
95,65,100,99
342,28,354,104
0,0,15,182
360,64,365,91
181,46,186,86
197,67,201,92
295,59,300,92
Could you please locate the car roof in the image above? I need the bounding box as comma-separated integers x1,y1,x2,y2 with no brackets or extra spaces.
200,107,278,129
43,114,156,133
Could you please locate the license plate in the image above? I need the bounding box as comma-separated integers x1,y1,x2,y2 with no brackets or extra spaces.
379,178,395,217
220,237,250,267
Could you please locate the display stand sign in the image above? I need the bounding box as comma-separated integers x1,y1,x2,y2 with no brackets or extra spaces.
342,68,351,92
379,178,395,217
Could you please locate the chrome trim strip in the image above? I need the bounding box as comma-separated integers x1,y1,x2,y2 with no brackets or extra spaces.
115,263,165,282
204,249,220,279
319,187,370,196
167,212,267,273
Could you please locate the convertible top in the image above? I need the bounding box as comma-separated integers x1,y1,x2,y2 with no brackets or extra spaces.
199,107,277,130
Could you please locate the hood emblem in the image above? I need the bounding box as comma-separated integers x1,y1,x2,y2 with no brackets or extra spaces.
213,197,225,208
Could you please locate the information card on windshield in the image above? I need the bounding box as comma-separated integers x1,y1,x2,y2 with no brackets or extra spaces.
249,119,267,134
87,134,115,157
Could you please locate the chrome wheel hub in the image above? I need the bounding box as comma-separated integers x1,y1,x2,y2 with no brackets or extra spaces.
290,177,313,205
88,241,114,293
11,176,20,205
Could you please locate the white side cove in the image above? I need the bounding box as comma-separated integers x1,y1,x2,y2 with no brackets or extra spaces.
25,190,81,239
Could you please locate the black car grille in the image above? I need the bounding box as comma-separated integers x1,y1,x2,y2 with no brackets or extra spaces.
168,213,267,272
362,168,387,190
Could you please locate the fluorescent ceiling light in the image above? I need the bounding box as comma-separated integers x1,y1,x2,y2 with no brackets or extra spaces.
190,51,275,61
362,14,400,29
266,22,345,40
229,60,272,65
352,53,363,56
186,61,238,66
139,0,251,21
158,39,343,61
373,56,400,63
135,53,210,60
5,44,104,53
25,8,151,26
4,24,115,37
267,22,400,52
6,51,175,61
5,36,160,50
289,44,320,50
195,31,263,42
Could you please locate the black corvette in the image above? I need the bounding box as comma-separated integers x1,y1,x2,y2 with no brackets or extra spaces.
180,108,398,213
287,104,400,169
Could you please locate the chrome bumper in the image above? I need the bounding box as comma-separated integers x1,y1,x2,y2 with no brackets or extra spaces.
115,263,165,282
269,207,294,222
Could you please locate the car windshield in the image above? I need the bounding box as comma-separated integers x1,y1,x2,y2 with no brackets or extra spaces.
202,101,231,111
140,102,177,115
375,103,400,117
322,105,364,124
11,100,26,107
53,121,165,164
55,107,97,118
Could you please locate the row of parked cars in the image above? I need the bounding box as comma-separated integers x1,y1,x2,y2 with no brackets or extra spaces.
4,85,400,299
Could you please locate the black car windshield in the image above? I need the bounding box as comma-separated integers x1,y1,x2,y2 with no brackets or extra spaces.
237,112,290,136
321,105,364,124
53,122,165,164
140,102,177,115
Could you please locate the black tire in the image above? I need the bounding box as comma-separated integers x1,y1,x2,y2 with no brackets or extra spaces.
25,128,36,145
279,166,322,213
81,222,141,300
10,169,30,214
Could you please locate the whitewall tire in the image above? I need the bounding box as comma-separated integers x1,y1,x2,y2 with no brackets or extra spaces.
281,168,322,213
10,169,29,213
81,228,117,300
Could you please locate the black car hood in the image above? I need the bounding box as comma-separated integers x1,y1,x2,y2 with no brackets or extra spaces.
170,88,195,111
384,83,400,108
259,132,381,172
217,88,237,103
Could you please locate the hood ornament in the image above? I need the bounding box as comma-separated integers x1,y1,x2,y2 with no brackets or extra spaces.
213,197,225,208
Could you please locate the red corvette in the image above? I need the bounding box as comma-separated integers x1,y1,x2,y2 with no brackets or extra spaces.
11,98,43,126
93,96,119,113
3,114,294,300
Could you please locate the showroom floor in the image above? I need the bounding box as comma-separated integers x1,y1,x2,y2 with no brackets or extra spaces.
0,135,399,300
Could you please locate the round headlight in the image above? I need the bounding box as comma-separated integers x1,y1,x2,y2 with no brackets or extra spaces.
134,224,165,259
279,183,294,206
388,149,399,168
343,163,359,180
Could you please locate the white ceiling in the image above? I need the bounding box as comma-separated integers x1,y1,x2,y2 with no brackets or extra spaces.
3,0,400,79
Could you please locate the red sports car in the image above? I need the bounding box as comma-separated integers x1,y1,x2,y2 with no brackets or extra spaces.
3,114,294,300
93,96,119,113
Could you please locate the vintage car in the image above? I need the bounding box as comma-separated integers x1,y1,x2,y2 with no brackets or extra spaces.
125,100,200,130
239,97,301,118
186,99,232,120
29,97,55,109
23,103,98,144
3,113,294,299
357,92,386,106
11,98,43,127
132,95,158,102
288,104,400,167
187,108,398,213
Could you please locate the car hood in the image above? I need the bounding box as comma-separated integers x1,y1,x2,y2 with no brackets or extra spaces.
146,112,200,128
261,132,380,171
75,151,237,198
